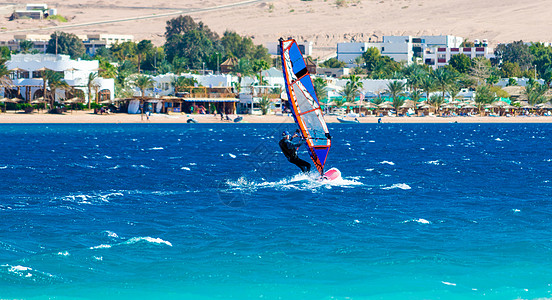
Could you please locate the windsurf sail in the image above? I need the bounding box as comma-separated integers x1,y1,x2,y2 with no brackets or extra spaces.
279,38,331,176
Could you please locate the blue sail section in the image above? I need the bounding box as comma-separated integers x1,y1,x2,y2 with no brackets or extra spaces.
279,38,331,175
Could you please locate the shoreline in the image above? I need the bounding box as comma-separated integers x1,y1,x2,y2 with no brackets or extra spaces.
1,111,552,124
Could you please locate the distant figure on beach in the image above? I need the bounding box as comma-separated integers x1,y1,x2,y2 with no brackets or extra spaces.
378,118,382,123
279,130,311,173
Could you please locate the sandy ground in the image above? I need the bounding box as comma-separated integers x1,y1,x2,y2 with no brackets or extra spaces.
2,110,552,124
2,0,552,58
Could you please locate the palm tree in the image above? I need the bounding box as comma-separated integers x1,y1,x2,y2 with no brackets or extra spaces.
134,75,155,98
434,68,457,102
420,75,435,102
41,70,66,110
313,77,328,103
474,85,495,115
410,89,423,104
0,58,12,91
429,94,446,115
525,82,548,106
19,40,34,54
172,76,198,94
87,72,98,109
385,80,407,113
259,95,271,115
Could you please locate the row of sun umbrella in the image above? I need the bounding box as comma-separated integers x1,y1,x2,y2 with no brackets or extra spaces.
322,99,552,110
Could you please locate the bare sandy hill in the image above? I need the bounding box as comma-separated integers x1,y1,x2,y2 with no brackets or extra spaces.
2,0,552,58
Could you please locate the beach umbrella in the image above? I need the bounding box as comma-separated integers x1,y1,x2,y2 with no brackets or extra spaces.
538,102,552,109
362,102,377,108
400,102,415,109
342,101,356,107
463,104,477,109
522,105,535,109
35,67,54,72
492,100,509,107
378,102,394,109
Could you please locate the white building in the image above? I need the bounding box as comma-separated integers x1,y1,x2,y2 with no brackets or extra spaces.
337,35,464,66
423,46,495,69
0,34,134,55
4,54,114,103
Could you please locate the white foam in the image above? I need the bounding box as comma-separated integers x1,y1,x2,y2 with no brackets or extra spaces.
90,244,112,249
379,161,395,165
0,166,7,169
225,172,362,192
228,153,236,158
369,140,375,143
495,138,503,141
104,155,112,159
181,167,191,171
105,231,119,238
513,209,521,213
403,218,431,224
57,251,70,256
365,168,374,172
382,183,411,190
149,147,164,150
425,160,445,165
125,237,173,247
442,281,456,286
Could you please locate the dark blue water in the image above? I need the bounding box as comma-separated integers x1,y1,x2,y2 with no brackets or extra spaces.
1,123,551,299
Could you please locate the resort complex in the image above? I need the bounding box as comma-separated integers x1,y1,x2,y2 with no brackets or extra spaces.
1,14,552,122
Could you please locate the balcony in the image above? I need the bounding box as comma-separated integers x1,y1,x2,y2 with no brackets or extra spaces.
438,58,447,63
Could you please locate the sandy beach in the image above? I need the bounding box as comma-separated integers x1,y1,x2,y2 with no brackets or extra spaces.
2,111,552,124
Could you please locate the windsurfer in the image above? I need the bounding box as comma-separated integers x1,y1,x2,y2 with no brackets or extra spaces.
279,130,311,173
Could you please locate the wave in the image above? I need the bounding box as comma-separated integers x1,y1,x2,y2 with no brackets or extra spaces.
379,161,395,165
382,183,411,190
181,167,191,171
403,218,431,224
61,192,124,204
148,147,164,150
0,264,58,281
425,160,445,166
89,236,172,250
224,172,363,192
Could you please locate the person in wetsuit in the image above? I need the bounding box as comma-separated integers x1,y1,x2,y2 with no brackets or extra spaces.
279,130,311,173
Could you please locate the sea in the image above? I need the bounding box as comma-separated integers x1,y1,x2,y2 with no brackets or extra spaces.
0,123,551,300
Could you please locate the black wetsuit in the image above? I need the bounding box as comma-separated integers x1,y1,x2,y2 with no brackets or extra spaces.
279,137,311,173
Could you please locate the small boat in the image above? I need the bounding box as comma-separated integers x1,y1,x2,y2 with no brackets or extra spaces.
186,118,198,123
233,116,243,123
337,117,360,123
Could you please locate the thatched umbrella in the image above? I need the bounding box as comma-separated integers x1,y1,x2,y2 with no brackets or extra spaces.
378,102,394,109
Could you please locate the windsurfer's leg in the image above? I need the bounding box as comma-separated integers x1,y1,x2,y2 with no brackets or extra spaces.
290,157,311,173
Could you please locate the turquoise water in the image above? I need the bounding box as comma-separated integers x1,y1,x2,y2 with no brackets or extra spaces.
0,123,551,299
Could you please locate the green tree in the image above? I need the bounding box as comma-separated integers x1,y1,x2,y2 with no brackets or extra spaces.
133,75,155,97
410,89,423,104
429,94,445,114
500,62,522,78
313,77,328,103
259,95,271,115
420,74,435,101
433,68,457,102
19,40,34,53
529,42,552,77
165,15,218,41
46,31,85,59
172,76,198,93
320,57,346,68
42,70,69,110
475,85,495,114
0,57,12,92
385,80,407,113
252,59,270,85
110,41,137,63
493,41,534,70
525,81,548,106
449,54,472,73
136,40,153,74
362,47,381,73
